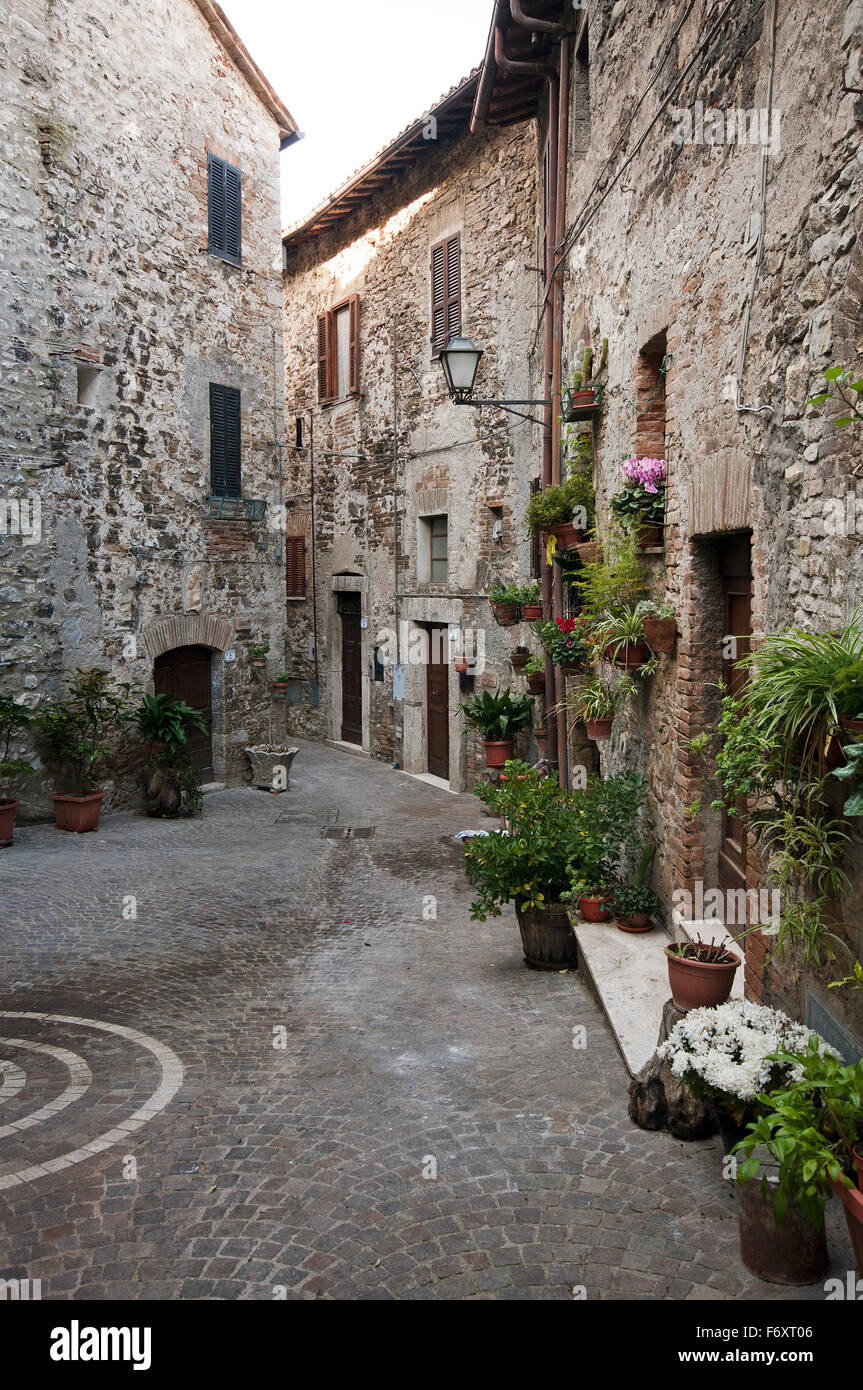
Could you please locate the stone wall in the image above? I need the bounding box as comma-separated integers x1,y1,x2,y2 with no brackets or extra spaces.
554,0,863,1040
283,117,545,787
0,0,289,816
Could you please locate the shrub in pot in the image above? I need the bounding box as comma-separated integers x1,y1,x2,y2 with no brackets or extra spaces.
35,669,131,832
130,692,207,818
664,936,741,1011
517,583,543,621
489,583,521,626
273,671,293,693
524,655,546,694
522,471,594,554
613,883,661,932
733,1037,863,1280
0,696,36,847
594,604,656,673
460,688,534,767
564,872,614,922
567,674,636,740
640,600,677,654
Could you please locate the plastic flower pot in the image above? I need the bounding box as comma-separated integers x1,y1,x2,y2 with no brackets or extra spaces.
482,739,515,767
516,903,578,970
737,1170,827,1286
550,522,584,550
604,640,649,669
586,717,613,740
617,913,652,933
642,617,676,654
521,603,543,621
577,895,611,923
664,944,741,1011
637,523,664,549
0,797,18,847
51,792,105,833
527,674,546,694
491,603,518,626
510,651,530,671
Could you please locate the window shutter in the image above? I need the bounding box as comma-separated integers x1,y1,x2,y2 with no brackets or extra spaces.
446,234,461,344
431,240,447,354
348,295,360,396
286,535,306,597
208,153,242,266
317,312,332,402
209,383,242,498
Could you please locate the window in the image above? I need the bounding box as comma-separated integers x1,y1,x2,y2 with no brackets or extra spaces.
431,234,461,355
316,295,360,403
76,365,99,407
208,153,242,266
286,534,307,598
209,383,242,498
419,514,448,584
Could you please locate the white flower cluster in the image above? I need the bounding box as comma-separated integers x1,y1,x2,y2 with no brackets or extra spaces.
657,999,836,1102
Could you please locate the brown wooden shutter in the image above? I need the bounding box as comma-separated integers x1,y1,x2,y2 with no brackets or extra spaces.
431,240,447,354
286,535,306,597
445,234,461,344
317,312,332,402
348,294,360,395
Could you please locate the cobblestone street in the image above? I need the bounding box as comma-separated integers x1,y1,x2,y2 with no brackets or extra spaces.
0,741,853,1300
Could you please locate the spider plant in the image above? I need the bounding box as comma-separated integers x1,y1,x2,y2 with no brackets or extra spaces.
563,675,636,724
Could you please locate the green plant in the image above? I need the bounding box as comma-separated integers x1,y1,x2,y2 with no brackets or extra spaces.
524,655,545,678
35,669,132,796
522,471,595,540
248,640,270,660
0,695,35,787
613,883,662,918
808,364,863,428
274,671,293,683
609,457,666,534
460,688,535,742
564,674,636,723
734,1036,863,1229
565,770,647,885
489,583,522,606
829,959,863,992
537,614,594,666
668,937,738,964
130,693,206,757
573,529,645,619
563,870,613,900
834,659,863,720
639,600,675,620
517,583,541,605
593,603,657,674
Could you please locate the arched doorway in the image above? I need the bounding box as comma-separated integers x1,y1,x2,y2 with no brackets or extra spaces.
154,645,214,781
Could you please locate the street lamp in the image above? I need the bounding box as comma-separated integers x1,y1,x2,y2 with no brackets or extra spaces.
439,335,551,423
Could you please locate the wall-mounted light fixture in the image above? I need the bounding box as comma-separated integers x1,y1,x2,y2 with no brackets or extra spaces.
439,335,551,424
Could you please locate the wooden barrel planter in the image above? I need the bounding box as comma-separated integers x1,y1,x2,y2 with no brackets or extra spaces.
737,1173,827,1285
516,903,578,970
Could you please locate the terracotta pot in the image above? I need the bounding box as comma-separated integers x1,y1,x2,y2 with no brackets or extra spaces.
642,617,676,654
521,603,543,621
578,895,611,923
491,603,518,626
574,540,602,565
665,944,741,1011
527,674,546,694
0,797,18,848
51,791,105,834
617,912,652,933
586,717,613,740
483,739,515,767
510,651,530,670
516,902,578,970
637,523,664,549
564,388,599,420
559,662,582,676
604,640,649,669
831,1177,863,1278
737,1174,827,1286
272,682,290,693
854,1146,863,1191
533,727,548,745
839,716,863,735
550,522,584,550
454,660,469,675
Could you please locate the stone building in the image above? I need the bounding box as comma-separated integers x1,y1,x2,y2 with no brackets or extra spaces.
0,0,298,813
282,71,546,789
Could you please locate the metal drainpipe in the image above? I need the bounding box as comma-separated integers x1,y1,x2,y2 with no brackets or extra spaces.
552,32,571,791
494,25,557,81
308,411,319,683
509,0,565,38
541,69,560,776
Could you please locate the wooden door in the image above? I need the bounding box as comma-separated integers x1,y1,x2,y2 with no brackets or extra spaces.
340,595,362,745
718,536,752,894
426,627,450,780
154,645,213,781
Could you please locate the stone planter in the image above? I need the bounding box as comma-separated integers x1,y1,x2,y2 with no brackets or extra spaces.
245,745,299,792
516,903,577,970
0,798,18,847
51,791,105,833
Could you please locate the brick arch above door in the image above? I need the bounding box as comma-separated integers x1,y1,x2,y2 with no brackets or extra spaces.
141,614,234,661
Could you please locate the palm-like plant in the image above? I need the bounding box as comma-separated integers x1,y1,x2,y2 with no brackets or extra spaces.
460,688,535,741
131,693,206,757
565,675,636,723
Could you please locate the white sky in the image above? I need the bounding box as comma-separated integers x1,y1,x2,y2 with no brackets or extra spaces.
219,0,493,230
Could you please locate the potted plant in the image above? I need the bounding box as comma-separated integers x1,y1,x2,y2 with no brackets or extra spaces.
664,935,742,1011
35,668,131,832
523,471,594,553
565,872,613,922
733,1037,863,1282
511,645,530,672
489,584,521,626
567,675,635,740
561,771,647,923
518,584,543,622
561,344,603,420
640,600,677,653
130,692,207,818
273,672,293,693
537,614,594,675
460,688,534,767
574,537,603,565
594,603,656,671
533,723,548,751
835,658,863,732
613,883,661,932
0,696,35,847
524,655,546,694
610,457,666,547
248,640,270,668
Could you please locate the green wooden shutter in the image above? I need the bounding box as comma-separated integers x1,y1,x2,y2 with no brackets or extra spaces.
210,383,242,498
208,154,242,266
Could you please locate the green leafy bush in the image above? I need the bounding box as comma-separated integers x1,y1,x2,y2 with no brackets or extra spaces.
131,693,206,757
460,688,534,741
0,695,35,786
35,669,132,796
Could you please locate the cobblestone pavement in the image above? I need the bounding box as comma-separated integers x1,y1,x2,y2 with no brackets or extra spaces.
0,740,853,1300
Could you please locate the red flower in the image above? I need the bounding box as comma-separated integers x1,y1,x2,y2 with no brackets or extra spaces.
556,617,577,633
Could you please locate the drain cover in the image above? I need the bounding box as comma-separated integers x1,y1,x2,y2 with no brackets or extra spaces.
320,826,376,840
350,826,376,839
